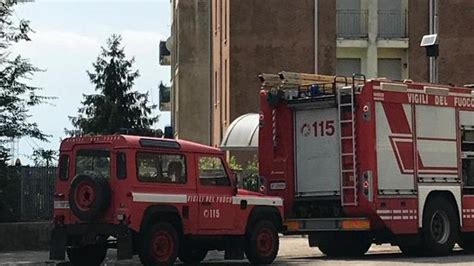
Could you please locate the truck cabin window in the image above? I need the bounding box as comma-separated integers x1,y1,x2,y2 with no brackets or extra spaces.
75,149,110,178
198,156,230,186
137,153,186,184
462,129,474,193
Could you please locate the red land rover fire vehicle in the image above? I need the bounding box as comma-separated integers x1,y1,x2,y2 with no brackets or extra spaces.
259,71,474,256
49,135,283,265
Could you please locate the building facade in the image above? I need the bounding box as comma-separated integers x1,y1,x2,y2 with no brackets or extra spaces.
168,0,212,144
166,0,474,148
211,0,333,146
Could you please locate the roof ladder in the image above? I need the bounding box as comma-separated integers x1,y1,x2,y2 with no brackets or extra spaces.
338,86,358,207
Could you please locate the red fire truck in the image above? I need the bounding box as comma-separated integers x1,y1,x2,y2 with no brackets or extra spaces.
258,71,474,256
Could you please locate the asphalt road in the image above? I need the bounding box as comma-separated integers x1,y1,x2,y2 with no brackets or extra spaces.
2,236,474,265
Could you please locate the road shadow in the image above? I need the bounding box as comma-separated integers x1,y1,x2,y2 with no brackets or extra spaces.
289,249,474,265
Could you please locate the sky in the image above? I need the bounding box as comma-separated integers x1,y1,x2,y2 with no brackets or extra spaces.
9,0,171,164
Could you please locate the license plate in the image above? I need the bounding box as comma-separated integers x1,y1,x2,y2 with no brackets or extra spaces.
54,201,70,209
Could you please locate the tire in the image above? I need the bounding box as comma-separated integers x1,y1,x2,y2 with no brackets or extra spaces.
179,248,208,264
245,220,279,265
68,172,111,221
317,232,371,257
67,244,107,266
139,222,179,266
420,197,459,256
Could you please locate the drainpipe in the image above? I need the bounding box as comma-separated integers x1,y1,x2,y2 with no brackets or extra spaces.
429,0,439,83
314,0,319,73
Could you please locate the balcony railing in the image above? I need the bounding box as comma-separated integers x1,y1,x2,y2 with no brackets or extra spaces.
337,10,368,38
378,10,408,38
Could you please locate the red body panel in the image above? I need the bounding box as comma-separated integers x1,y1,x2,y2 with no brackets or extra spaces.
259,91,295,217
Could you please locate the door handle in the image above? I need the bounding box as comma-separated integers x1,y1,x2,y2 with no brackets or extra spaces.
201,201,211,206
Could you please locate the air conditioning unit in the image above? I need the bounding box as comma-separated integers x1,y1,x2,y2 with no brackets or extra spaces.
159,83,171,111
159,38,172,66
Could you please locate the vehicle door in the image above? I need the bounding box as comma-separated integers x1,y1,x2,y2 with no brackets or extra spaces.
196,154,236,231
134,151,199,234
70,145,113,221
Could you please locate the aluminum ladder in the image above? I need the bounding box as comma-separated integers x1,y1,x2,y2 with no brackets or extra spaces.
338,86,357,206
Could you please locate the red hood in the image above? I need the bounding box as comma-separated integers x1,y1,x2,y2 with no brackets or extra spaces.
237,188,265,197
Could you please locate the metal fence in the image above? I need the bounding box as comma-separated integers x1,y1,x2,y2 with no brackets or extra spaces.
337,10,368,38
0,166,56,222
378,10,408,38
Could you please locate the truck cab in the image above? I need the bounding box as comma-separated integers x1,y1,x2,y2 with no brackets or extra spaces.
50,135,283,265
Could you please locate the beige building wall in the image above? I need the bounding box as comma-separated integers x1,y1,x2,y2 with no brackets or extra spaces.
171,0,211,145
336,0,410,80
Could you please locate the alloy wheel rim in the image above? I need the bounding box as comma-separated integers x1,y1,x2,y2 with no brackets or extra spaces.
151,231,174,262
430,210,450,244
75,182,95,211
256,228,274,257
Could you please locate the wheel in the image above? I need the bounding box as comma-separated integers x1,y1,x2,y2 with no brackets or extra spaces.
245,220,279,264
68,171,111,221
139,222,179,266
317,232,371,257
420,197,459,256
67,244,107,266
179,248,208,264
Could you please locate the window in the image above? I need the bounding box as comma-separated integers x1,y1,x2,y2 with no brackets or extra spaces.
378,59,402,80
137,153,186,183
462,129,474,194
462,130,474,152
223,0,227,41
198,156,230,186
336,58,361,77
58,155,69,180
76,149,110,178
117,152,127,180
336,0,360,10
463,159,474,186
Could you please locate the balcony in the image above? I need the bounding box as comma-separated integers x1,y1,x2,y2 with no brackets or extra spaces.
337,10,368,39
378,10,408,39
337,10,408,39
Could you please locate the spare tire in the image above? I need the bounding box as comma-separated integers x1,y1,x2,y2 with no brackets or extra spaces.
69,172,111,221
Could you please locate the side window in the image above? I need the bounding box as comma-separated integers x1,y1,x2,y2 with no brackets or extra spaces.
58,155,69,180
76,149,111,178
462,129,474,193
137,152,186,184
117,152,127,180
198,156,230,186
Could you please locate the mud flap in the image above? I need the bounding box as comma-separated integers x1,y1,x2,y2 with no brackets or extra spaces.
117,231,133,260
49,228,67,260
